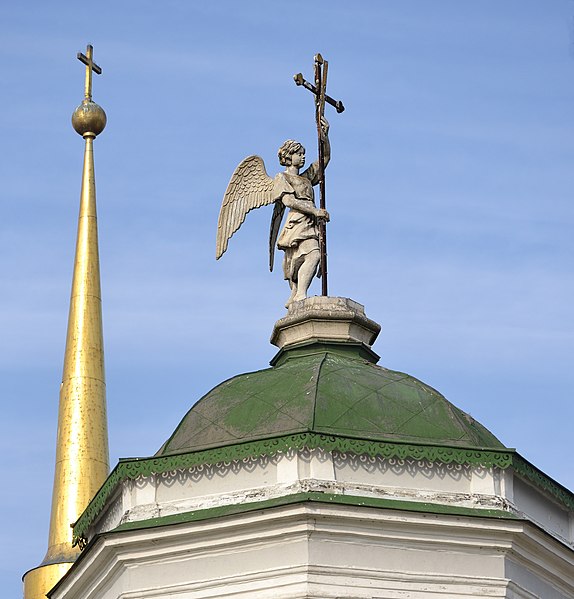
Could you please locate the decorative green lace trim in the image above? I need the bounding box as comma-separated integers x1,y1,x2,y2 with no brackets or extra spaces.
513,455,574,511
72,433,572,545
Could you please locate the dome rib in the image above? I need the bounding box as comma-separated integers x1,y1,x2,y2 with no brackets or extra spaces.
311,352,328,431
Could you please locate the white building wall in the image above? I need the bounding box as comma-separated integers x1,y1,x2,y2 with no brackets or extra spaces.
69,449,574,599
89,451,520,541
86,450,573,549
53,504,574,599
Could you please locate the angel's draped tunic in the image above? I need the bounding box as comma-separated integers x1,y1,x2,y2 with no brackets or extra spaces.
274,162,321,283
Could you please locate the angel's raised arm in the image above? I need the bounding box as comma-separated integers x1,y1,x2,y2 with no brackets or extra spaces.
303,116,330,185
216,155,276,259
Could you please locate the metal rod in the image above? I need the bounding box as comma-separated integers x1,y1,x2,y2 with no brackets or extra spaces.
314,57,328,296
294,55,345,297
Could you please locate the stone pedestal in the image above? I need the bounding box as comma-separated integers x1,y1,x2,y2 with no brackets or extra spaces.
270,296,381,350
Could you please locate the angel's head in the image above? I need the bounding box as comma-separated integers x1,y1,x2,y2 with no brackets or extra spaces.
278,140,305,168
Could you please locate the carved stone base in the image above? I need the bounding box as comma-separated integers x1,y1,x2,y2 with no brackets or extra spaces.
270,296,381,350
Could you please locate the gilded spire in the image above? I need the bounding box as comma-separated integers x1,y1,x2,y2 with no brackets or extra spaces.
23,44,109,599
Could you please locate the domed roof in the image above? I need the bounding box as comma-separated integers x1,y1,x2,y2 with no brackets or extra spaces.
158,343,504,456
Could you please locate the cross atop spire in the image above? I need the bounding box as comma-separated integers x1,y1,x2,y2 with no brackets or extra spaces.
77,44,102,100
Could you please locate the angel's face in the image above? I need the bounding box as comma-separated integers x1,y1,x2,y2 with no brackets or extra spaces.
291,147,306,168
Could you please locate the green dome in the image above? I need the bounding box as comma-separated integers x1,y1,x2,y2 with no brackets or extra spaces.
158,343,504,456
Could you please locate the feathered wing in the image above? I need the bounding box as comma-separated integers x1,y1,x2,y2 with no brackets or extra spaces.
268,200,285,271
216,155,275,259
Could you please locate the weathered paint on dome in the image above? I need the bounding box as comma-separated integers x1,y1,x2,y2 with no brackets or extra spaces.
158,343,504,456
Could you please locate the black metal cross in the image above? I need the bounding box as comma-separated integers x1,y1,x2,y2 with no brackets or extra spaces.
294,54,345,296
77,44,102,100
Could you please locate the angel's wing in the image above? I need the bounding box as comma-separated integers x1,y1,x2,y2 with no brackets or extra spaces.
268,201,285,272
216,155,275,259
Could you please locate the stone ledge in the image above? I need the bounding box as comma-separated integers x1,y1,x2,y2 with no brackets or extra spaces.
270,296,381,349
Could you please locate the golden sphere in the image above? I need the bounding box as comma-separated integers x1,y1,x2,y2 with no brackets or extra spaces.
72,100,107,137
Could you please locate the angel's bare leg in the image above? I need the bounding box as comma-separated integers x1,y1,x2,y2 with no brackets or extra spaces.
285,281,297,309
292,250,320,303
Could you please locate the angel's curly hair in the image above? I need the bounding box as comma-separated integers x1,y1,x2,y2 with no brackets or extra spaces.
278,140,304,166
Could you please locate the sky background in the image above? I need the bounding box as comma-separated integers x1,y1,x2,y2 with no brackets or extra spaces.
1,1,573,596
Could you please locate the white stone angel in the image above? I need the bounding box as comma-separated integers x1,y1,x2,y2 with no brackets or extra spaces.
217,117,330,307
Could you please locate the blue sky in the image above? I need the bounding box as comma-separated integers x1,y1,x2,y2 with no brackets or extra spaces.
1,1,574,595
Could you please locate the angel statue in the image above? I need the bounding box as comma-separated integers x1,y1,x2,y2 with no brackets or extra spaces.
216,117,330,308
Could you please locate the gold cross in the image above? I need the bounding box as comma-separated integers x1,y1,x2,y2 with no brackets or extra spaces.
77,44,102,100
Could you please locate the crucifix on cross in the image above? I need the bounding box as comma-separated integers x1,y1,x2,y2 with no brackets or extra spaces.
77,44,102,101
294,54,345,297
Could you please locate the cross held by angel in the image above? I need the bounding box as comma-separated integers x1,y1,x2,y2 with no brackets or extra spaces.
216,117,330,308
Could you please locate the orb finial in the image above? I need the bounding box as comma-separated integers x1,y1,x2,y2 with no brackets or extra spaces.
71,44,106,137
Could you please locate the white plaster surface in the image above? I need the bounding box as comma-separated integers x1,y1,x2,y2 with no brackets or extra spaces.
512,476,571,544
66,446,574,599
85,449,573,552
54,503,574,599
